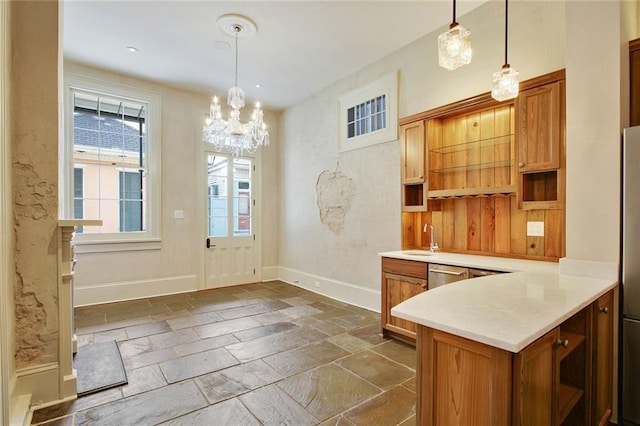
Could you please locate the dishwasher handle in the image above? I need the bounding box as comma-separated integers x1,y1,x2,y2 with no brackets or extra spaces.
429,268,466,276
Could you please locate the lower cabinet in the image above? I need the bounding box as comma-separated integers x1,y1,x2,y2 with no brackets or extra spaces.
416,290,614,426
381,257,427,345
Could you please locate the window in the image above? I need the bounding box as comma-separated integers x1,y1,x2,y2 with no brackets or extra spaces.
347,95,386,138
338,70,398,153
63,75,161,250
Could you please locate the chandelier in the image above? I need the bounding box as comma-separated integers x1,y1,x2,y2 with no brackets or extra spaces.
491,0,519,101
203,14,269,156
437,0,472,70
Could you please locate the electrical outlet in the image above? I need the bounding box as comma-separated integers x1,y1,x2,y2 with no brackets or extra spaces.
314,281,320,288
174,210,184,219
527,221,544,237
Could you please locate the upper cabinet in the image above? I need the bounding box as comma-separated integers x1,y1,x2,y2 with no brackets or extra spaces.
400,121,428,211
401,121,426,184
516,80,565,210
398,70,566,260
516,81,561,172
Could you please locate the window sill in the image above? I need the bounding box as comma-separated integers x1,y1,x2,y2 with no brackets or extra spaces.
73,239,162,254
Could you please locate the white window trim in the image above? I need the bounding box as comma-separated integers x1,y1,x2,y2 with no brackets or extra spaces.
62,73,162,252
338,70,398,153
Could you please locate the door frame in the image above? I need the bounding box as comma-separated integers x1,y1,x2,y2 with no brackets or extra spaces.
0,0,11,422
196,138,263,290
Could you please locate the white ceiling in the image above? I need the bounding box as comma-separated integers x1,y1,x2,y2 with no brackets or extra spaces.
63,1,488,110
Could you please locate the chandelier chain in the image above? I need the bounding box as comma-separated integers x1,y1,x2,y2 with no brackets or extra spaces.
504,0,509,66
234,25,239,88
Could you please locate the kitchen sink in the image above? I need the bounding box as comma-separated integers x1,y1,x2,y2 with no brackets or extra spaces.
403,250,434,256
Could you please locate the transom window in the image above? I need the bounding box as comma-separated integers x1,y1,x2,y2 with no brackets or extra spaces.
347,95,387,139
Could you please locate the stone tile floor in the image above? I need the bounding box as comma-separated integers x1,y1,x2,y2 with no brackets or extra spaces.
32,281,417,425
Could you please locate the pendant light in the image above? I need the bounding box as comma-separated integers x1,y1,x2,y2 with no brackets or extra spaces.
491,0,519,101
438,0,472,70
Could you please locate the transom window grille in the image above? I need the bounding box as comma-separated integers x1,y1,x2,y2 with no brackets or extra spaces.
347,95,387,139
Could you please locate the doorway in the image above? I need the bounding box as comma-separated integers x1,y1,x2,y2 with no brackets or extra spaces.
204,151,258,288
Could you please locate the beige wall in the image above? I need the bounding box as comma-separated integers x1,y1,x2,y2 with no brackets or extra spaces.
67,61,281,303
11,0,60,368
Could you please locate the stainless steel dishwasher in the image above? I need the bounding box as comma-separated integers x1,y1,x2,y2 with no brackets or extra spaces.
428,264,469,288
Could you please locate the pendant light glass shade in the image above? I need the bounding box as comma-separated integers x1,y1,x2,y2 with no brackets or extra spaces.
491,0,518,102
491,64,519,101
438,23,472,70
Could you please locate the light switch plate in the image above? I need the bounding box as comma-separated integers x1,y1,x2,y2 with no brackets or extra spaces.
174,210,184,219
527,221,544,237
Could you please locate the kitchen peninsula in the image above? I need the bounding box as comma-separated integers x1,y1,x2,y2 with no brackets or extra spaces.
390,264,616,425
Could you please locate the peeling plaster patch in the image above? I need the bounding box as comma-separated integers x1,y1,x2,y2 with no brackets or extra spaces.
14,274,48,363
316,163,356,234
13,162,53,221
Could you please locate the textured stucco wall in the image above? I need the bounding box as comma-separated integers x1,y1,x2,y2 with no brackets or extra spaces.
11,1,60,367
279,0,565,295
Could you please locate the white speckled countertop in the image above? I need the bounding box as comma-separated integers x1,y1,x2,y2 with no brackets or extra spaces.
382,251,617,352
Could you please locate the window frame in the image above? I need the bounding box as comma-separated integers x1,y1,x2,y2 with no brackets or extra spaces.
337,70,398,153
62,74,162,252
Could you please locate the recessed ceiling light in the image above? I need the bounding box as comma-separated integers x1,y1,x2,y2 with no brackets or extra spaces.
255,84,262,88
126,46,139,53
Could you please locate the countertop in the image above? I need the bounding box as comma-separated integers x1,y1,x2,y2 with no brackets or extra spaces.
379,250,559,273
382,251,617,352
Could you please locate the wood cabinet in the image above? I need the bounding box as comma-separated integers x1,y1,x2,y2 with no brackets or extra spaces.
400,121,428,211
516,80,564,210
592,291,613,425
415,290,613,426
381,257,427,345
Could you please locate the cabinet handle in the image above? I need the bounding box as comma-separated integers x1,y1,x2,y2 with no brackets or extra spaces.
557,339,569,348
600,306,609,314
421,282,428,289
518,162,524,168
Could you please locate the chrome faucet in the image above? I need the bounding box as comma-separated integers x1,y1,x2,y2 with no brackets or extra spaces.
423,223,440,253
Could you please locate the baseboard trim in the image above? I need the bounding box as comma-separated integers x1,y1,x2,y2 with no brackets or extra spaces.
261,266,279,282
14,363,59,414
277,267,380,313
75,274,198,306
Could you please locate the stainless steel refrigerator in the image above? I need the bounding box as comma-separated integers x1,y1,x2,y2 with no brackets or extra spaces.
622,126,640,425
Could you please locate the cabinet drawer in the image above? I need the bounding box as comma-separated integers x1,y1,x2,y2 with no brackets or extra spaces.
382,257,427,279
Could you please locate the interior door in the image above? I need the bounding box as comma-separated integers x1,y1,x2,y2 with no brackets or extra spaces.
205,152,255,287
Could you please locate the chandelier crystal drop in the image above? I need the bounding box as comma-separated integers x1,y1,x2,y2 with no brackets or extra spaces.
491,0,519,101
438,0,472,70
203,17,269,156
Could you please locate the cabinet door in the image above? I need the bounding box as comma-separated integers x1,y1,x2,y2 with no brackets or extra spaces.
400,121,425,184
512,328,558,426
592,291,613,425
382,272,426,343
517,81,561,172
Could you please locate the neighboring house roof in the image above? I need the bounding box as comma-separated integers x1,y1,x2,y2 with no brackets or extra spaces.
74,112,143,153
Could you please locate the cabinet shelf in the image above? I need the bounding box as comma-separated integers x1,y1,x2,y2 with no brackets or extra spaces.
429,160,513,174
427,185,515,200
557,331,585,362
429,134,513,155
558,383,584,424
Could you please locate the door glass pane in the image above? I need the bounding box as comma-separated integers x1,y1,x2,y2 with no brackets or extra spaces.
207,154,228,237
233,158,251,236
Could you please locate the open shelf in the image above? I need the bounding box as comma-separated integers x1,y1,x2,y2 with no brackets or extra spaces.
427,185,515,200
558,383,584,424
429,160,513,174
428,134,513,155
557,331,585,362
